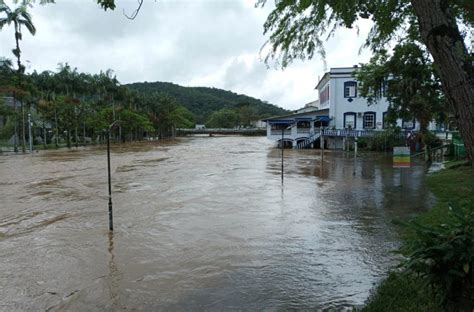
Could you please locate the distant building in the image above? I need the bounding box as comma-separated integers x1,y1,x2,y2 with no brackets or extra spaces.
252,120,266,129
294,99,319,114
195,124,206,130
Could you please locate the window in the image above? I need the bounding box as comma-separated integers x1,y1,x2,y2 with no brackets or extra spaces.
320,85,330,104
402,119,415,129
363,112,376,129
344,112,357,129
344,81,357,98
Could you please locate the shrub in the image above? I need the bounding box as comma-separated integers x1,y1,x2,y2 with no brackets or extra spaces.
397,202,474,311
359,127,405,151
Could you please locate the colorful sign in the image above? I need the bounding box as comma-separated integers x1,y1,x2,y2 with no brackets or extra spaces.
393,147,411,168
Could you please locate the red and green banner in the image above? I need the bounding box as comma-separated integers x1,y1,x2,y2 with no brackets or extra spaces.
393,147,411,168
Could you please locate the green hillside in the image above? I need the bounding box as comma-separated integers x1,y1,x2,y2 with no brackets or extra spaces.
127,81,289,124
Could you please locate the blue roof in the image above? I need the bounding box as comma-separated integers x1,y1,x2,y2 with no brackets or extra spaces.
313,115,330,122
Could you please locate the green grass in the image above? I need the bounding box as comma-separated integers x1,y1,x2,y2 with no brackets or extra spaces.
362,272,443,312
362,160,474,311
413,160,473,231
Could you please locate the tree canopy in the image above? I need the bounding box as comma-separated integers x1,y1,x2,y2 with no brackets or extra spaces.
258,0,474,164
257,0,472,67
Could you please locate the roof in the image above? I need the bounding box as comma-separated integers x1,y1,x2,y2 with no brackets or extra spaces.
315,66,359,90
262,108,330,122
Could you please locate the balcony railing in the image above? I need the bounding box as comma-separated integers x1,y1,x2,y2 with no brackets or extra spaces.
271,129,291,136
297,128,310,133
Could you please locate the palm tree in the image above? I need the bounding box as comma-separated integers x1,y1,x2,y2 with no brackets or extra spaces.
0,3,36,153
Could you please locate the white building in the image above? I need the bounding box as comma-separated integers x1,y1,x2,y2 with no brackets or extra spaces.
264,66,421,149
317,66,390,130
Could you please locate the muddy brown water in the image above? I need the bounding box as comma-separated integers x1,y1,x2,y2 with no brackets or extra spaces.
0,136,433,311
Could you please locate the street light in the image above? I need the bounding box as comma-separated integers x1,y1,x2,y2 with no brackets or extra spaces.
105,120,121,231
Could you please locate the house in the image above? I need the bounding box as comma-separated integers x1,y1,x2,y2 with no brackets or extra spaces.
264,66,423,149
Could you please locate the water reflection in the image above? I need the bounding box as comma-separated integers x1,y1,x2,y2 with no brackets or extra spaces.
0,137,433,310
107,231,121,310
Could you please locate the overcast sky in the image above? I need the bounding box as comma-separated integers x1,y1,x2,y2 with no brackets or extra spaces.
0,0,373,110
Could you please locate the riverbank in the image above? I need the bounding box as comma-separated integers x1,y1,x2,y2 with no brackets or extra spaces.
362,160,474,311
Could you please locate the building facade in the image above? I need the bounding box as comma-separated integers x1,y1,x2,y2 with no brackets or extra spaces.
264,66,421,149
317,66,391,131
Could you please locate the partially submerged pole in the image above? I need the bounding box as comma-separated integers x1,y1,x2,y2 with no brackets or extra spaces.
353,137,358,176
106,121,121,231
281,128,284,184
28,113,33,154
320,126,324,161
107,129,114,231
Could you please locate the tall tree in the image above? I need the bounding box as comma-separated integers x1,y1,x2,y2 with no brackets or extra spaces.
257,0,474,165
357,43,447,135
0,2,36,153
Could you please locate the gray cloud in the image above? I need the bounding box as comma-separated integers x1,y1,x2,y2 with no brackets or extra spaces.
0,0,373,110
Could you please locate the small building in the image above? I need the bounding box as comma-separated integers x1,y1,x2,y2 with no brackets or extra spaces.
195,124,206,130
263,109,330,149
252,120,266,129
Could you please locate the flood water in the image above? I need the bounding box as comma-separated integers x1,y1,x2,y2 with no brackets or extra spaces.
0,136,433,311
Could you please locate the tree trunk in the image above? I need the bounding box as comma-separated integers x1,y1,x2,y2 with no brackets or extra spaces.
411,0,474,166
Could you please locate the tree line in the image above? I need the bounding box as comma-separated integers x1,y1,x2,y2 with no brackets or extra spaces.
128,81,288,125
0,61,195,151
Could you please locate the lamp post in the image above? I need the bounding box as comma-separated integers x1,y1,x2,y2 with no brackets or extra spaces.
106,120,120,232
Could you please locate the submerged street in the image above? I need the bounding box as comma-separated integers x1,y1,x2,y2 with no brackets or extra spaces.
0,136,433,310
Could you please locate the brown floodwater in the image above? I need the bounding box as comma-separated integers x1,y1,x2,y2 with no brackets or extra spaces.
0,136,433,311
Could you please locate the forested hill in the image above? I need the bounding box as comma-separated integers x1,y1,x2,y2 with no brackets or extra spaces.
126,81,289,124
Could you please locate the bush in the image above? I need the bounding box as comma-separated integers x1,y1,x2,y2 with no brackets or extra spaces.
397,202,474,311
359,127,405,151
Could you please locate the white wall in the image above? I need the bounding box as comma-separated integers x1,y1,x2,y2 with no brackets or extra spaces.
316,68,390,130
